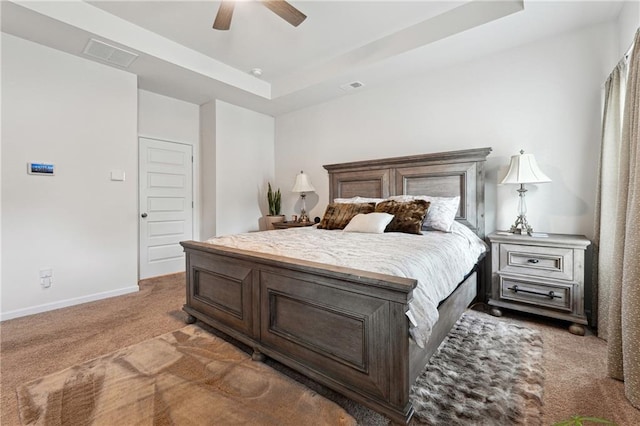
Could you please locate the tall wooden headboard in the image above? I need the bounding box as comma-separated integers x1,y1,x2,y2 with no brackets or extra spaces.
323,147,492,238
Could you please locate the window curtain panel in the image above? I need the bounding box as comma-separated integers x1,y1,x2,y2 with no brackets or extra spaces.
596,28,640,409
594,58,627,342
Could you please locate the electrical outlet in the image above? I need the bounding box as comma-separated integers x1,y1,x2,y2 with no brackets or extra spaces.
40,269,53,288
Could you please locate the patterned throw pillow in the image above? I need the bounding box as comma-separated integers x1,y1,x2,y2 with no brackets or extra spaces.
375,200,430,235
388,195,460,232
317,202,376,230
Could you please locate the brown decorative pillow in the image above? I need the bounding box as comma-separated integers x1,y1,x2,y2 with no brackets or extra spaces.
317,203,376,230
375,200,430,235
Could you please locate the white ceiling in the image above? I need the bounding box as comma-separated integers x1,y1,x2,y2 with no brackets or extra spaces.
1,1,626,116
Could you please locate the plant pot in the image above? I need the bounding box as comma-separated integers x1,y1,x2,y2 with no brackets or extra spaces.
265,215,285,230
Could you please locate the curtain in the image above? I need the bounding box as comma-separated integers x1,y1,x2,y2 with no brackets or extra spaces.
596,28,640,409
595,59,627,342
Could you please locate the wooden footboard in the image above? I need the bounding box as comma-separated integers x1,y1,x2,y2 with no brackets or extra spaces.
182,240,420,422
181,240,479,424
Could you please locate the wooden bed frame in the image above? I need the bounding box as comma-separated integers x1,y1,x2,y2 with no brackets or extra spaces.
181,147,491,424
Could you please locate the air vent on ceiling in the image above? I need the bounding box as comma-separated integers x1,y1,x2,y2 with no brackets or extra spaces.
340,81,365,91
83,39,138,68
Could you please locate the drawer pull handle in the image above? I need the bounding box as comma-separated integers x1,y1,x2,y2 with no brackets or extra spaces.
527,259,540,264
508,285,561,299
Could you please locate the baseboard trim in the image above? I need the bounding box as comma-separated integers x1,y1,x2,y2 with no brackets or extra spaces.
0,286,139,321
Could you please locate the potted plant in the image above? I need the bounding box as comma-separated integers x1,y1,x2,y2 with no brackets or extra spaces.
265,183,284,230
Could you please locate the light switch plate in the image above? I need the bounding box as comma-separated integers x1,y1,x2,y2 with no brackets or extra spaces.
110,170,125,181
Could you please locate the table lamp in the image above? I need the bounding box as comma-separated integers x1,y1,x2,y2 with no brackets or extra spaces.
501,150,551,235
292,171,315,223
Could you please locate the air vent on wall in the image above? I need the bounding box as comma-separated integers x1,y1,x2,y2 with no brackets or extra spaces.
340,81,365,91
83,39,138,68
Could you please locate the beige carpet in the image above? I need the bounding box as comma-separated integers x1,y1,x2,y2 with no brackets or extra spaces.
2,273,640,425
15,311,542,426
494,311,640,426
16,326,355,426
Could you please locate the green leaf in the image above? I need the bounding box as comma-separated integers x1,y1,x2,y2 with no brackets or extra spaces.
553,415,616,426
267,182,281,216
578,417,615,424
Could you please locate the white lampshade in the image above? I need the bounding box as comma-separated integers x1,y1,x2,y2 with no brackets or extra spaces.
292,171,315,193
501,151,552,184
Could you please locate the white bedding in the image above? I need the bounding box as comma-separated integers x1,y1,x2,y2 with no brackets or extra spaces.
206,221,487,347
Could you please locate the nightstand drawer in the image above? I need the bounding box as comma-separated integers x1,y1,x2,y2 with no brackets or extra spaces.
499,276,572,312
499,243,573,281
488,232,590,333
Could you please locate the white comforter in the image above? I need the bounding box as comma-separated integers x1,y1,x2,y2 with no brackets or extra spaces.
206,221,487,347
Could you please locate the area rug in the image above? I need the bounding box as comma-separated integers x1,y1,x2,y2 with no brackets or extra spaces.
15,326,356,426
266,310,545,425
409,310,544,425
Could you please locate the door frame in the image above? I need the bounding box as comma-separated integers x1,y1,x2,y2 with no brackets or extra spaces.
138,136,198,279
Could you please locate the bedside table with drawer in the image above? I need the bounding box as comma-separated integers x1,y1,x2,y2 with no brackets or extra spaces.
487,232,591,335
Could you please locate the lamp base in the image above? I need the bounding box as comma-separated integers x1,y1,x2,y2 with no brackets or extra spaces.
298,192,311,223
298,213,310,223
509,215,533,236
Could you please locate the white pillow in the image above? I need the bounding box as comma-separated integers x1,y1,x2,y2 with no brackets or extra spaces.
334,196,386,204
343,213,394,234
388,195,460,232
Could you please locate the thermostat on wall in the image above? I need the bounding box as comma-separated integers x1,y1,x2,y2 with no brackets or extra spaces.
28,162,55,175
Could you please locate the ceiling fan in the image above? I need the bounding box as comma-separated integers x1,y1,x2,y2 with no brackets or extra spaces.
213,0,307,31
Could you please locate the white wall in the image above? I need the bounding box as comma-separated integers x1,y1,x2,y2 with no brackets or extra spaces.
215,100,275,237
200,100,217,240
275,22,616,240
138,90,199,143
1,34,138,320
138,89,200,245
616,1,639,58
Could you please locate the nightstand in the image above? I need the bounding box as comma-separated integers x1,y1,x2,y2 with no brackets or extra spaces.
272,221,315,230
487,232,591,335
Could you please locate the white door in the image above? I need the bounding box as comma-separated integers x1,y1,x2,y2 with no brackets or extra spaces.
139,138,193,279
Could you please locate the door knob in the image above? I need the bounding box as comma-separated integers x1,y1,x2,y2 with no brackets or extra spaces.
141,213,148,218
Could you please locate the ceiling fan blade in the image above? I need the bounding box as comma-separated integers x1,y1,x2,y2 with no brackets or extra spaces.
213,1,235,31
260,0,307,27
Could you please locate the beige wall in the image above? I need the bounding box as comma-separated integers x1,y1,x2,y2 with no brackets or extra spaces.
1,34,138,319
199,100,217,240
274,22,617,239
199,100,275,239
616,1,639,59
214,100,275,237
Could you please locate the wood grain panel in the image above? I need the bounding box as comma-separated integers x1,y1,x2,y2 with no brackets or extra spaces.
188,253,254,335
500,243,573,281
260,270,391,400
268,291,366,369
194,269,244,317
395,162,478,232
330,169,391,200
339,180,382,199
404,175,463,200
324,147,490,238
499,275,572,311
